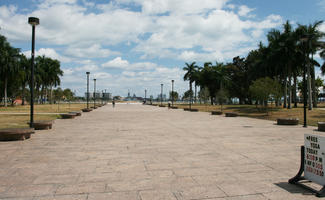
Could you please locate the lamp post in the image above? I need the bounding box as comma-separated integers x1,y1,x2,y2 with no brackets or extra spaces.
171,80,174,106
93,79,96,108
86,72,90,109
101,90,104,105
300,36,308,127
28,17,39,128
161,84,163,106
145,89,147,103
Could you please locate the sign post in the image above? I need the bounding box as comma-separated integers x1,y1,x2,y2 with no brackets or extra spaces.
289,134,325,197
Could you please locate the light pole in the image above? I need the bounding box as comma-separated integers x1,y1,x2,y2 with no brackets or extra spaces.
86,72,90,109
28,17,39,128
161,84,163,106
171,80,174,106
93,79,96,108
104,89,107,103
101,90,103,105
145,89,147,103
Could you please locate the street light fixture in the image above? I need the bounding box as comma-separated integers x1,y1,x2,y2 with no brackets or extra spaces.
171,80,174,107
86,72,90,109
93,79,96,108
28,17,39,128
161,84,163,106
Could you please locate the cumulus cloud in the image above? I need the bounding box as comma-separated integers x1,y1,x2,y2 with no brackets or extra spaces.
102,57,129,69
102,57,157,70
64,44,119,58
23,48,71,62
238,5,255,17
0,0,286,96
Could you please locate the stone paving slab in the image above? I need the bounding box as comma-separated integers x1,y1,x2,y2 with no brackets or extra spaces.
0,104,323,199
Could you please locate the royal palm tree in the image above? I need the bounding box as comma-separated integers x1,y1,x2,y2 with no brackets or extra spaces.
183,62,198,109
0,36,20,107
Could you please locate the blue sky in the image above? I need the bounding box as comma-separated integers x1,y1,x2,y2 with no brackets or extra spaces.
0,0,325,97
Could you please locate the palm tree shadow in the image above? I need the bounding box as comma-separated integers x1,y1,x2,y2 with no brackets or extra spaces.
274,182,315,196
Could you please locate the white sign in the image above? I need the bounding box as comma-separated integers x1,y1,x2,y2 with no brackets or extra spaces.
304,134,325,185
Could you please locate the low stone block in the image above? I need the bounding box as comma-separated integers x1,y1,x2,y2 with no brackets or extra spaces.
277,118,299,125
28,120,53,130
183,108,190,111
318,122,325,131
171,106,178,109
82,108,92,112
225,112,238,117
190,109,199,112
0,128,34,141
211,111,223,115
69,111,82,116
60,113,76,119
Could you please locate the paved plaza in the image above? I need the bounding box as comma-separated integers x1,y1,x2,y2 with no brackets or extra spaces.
0,104,322,200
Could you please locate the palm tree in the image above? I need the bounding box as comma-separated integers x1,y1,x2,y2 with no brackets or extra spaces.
183,62,197,109
18,54,30,105
0,35,20,107
296,21,325,109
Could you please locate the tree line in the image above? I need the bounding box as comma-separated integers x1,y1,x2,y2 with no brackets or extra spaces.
183,20,325,109
0,34,65,106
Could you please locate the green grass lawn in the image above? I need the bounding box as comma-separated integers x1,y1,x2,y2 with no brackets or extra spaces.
0,103,90,129
172,103,325,126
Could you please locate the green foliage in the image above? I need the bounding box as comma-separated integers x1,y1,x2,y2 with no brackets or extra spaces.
53,87,63,101
198,87,210,104
182,90,193,101
169,91,178,101
63,88,75,101
249,77,282,107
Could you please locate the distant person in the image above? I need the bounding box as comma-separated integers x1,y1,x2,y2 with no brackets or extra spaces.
112,100,115,108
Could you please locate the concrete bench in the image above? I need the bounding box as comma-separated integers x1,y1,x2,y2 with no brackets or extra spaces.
60,113,76,119
29,120,53,130
211,111,223,115
277,118,299,125
69,111,82,116
82,108,92,112
318,122,325,131
225,112,238,117
0,128,35,141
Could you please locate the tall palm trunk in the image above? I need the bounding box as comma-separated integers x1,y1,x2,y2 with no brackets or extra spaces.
189,82,192,109
50,86,53,104
311,54,317,108
4,77,8,107
288,65,292,109
293,74,297,108
194,83,197,104
307,57,312,110
22,83,26,105
283,77,287,108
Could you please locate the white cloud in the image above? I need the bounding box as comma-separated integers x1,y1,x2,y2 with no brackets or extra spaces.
102,57,129,69
238,5,255,17
23,48,71,62
121,0,228,15
102,57,157,70
64,44,119,58
0,0,287,96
